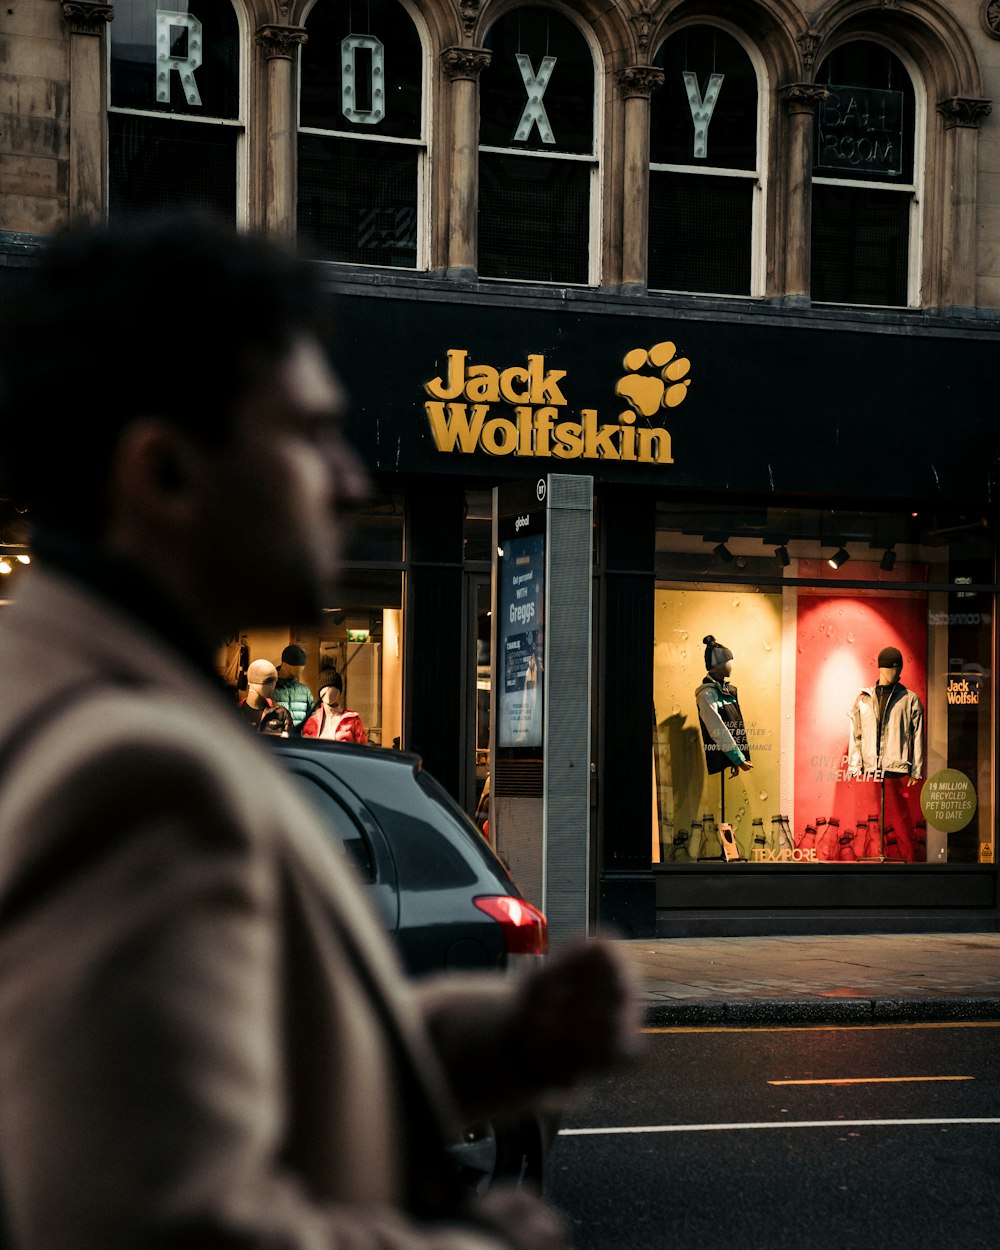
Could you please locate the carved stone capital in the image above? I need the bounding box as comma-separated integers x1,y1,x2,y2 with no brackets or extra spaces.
630,7,654,52
797,31,822,69
61,2,114,35
616,65,665,100
460,1,481,39
778,82,830,116
937,96,993,129
440,46,492,82
256,24,308,61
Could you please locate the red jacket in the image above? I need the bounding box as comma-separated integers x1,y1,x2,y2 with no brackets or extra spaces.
300,707,368,744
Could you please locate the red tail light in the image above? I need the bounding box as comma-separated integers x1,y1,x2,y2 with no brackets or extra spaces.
473,895,548,956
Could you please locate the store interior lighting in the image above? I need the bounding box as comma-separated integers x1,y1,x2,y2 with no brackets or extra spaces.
0,550,30,576
828,546,851,570
774,544,790,567
880,547,897,571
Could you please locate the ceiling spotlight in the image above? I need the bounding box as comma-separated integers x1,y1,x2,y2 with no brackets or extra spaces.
713,542,734,563
828,547,850,570
774,545,790,568
880,547,896,571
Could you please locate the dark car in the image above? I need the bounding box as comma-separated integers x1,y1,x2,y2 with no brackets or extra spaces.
265,735,550,1189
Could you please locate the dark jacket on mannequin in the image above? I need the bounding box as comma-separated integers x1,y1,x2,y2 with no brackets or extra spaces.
695,676,750,775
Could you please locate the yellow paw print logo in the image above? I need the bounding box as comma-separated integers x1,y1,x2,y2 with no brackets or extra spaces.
615,341,691,415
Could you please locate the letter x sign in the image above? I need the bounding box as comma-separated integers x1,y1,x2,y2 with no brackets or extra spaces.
513,53,557,144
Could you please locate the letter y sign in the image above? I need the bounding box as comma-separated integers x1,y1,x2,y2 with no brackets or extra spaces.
683,70,724,159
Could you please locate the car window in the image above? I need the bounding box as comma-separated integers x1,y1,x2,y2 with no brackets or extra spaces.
415,771,517,881
285,770,375,883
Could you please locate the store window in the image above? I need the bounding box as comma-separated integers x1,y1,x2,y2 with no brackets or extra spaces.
108,0,241,223
223,491,405,748
649,24,761,297
478,5,597,284
652,504,994,868
298,0,425,267
811,41,918,307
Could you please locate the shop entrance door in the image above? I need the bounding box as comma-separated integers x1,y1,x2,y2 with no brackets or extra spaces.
462,572,492,833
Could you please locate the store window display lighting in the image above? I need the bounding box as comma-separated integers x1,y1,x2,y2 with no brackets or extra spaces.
652,504,994,868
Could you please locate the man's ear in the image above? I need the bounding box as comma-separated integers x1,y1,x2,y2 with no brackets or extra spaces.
108,418,206,535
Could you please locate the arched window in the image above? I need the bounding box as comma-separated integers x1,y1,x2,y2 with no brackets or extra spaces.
648,24,762,296
478,6,597,285
298,0,425,268
108,1,241,223
811,41,918,307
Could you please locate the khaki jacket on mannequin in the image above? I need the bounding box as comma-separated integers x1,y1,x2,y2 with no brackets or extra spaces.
847,681,925,779
0,566,535,1250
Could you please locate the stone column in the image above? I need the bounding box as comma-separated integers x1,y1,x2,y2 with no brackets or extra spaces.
616,65,663,289
777,82,828,300
440,47,491,276
936,96,992,309
256,24,308,241
61,2,114,225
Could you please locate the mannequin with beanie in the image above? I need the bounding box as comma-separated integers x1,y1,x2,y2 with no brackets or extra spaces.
695,635,752,777
847,645,924,785
272,643,314,728
238,658,293,736
301,669,368,744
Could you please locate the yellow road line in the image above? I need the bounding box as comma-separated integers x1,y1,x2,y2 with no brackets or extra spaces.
768,1075,973,1086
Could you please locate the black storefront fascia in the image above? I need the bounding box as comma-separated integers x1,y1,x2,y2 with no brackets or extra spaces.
331,272,1000,938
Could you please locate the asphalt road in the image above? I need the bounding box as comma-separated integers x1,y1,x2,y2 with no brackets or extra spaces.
544,1022,1000,1249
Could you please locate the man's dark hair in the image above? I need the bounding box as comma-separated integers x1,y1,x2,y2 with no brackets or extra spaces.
0,213,334,536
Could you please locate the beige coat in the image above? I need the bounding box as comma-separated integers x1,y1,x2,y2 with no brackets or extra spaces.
0,567,524,1249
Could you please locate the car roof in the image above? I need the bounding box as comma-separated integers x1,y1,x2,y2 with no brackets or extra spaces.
267,735,424,777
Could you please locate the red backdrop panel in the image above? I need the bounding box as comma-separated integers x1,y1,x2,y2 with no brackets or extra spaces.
793,567,927,860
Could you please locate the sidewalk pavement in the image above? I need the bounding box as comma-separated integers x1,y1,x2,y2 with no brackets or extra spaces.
614,932,1000,1027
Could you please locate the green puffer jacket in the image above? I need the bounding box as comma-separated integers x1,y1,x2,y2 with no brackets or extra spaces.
272,676,314,729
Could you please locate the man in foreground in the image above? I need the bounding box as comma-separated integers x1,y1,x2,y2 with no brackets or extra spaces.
0,216,639,1250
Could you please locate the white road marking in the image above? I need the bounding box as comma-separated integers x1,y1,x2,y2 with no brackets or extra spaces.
559,1117,1000,1137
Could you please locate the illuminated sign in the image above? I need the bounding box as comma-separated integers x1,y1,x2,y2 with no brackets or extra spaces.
946,673,982,705
423,340,692,465
347,629,370,643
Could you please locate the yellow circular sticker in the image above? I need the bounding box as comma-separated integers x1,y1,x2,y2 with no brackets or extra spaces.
920,769,977,833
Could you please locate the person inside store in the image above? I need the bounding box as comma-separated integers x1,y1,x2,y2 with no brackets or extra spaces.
695,634,753,778
0,213,641,1250
300,667,368,743
271,642,314,729
237,657,294,736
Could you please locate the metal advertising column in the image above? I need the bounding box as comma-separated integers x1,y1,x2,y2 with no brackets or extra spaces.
491,474,593,944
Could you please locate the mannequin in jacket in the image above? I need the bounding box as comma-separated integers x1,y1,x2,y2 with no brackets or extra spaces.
847,645,924,785
696,635,753,778
301,668,368,743
271,643,314,729
238,658,293,736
